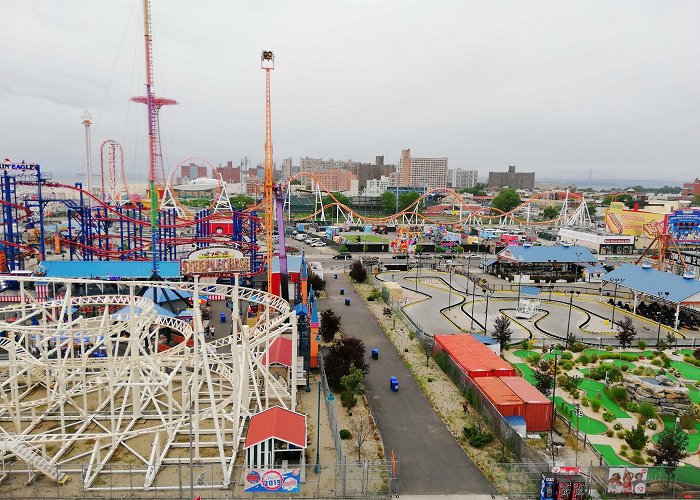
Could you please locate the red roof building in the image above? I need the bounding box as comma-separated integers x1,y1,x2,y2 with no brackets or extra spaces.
244,406,307,477
261,337,293,367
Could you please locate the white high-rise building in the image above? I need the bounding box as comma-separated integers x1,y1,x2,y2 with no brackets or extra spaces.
448,169,479,189
400,149,447,188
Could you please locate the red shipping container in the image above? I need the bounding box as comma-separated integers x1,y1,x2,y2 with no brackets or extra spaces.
433,334,516,379
500,376,552,432
474,377,525,417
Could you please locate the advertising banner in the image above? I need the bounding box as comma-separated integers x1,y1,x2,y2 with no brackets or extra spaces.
605,204,664,237
244,468,301,493
606,467,647,495
667,209,700,244
181,247,250,276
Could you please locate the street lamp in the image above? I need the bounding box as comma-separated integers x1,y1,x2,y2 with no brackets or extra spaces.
656,291,670,346
515,255,525,315
470,277,477,330
483,288,491,334
566,290,581,346
549,347,561,463
609,277,625,327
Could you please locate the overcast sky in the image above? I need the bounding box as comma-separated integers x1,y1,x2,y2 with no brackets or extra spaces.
1,0,699,185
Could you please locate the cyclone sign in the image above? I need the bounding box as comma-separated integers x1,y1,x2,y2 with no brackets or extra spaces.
244,468,300,493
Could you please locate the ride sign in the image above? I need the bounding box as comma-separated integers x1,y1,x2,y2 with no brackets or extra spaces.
180,247,251,276
244,468,300,493
0,162,38,171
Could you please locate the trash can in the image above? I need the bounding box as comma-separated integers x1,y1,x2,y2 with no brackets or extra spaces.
220,312,226,323
371,348,379,360
390,376,399,392
344,298,351,306
340,288,345,295
334,274,338,279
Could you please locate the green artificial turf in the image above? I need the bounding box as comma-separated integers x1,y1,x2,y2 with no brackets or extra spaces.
651,415,700,454
583,349,654,359
553,396,608,434
514,363,537,386
578,379,630,418
675,348,695,357
670,361,700,381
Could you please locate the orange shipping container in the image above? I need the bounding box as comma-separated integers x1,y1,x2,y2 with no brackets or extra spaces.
433,334,516,379
474,377,525,417
500,376,552,432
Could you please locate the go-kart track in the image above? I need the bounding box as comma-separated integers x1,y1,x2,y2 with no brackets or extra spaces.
0,276,297,491
381,269,690,346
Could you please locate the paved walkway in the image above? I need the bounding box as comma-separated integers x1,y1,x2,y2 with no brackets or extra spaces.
323,274,496,496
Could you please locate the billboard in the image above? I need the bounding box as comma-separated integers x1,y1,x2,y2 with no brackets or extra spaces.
180,246,251,276
244,468,300,493
667,209,700,244
605,203,664,237
606,467,647,495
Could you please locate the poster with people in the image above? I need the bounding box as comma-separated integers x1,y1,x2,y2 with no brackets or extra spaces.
606,467,647,495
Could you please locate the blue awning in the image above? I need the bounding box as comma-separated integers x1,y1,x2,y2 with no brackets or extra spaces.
112,304,177,318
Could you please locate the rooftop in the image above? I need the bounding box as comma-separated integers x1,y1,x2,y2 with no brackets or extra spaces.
601,263,700,304
244,406,306,449
38,261,180,279
497,244,597,264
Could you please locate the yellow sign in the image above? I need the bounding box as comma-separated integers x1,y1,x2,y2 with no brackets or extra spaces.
181,247,251,276
605,203,664,236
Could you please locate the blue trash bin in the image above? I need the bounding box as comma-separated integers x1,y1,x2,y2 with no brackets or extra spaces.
390,376,399,392
344,298,350,306
371,348,379,360
220,312,226,323
340,288,345,295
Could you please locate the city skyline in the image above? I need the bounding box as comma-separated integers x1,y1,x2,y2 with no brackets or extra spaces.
1,1,698,184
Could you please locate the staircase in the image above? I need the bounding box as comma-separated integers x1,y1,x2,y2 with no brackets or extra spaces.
0,433,66,483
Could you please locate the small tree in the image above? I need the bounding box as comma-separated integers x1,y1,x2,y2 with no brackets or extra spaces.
615,316,637,349
319,309,341,342
414,244,423,254
324,338,369,391
340,363,365,410
492,315,513,351
348,411,374,461
624,424,649,450
338,244,349,253
454,245,464,254
308,271,326,292
542,206,559,220
349,260,367,283
534,361,554,396
649,426,689,484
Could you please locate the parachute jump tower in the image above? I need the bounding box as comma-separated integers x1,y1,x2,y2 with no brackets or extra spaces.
261,50,289,300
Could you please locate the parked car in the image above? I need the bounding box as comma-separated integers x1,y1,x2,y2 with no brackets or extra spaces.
310,241,326,247
294,233,307,241
392,253,409,259
333,252,352,260
306,238,320,244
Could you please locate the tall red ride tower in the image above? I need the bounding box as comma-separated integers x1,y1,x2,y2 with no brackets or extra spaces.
130,95,178,187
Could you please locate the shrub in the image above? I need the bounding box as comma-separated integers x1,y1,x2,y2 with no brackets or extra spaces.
625,424,649,450
463,424,493,448
620,444,629,451
339,429,351,440
557,374,569,386
348,260,367,283
632,367,643,375
613,423,623,430
577,354,591,365
572,342,586,352
591,400,602,412
606,429,614,437
561,352,573,360
651,358,663,367
603,412,616,422
560,360,574,371
629,454,646,465
620,449,628,457
605,386,628,403
520,340,530,350
638,403,657,421
581,398,590,407
621,365,629,372
638,340,647,349
590,354,600,363
527,353,541,366
319,309,342,342
606,345,614,352
617,430,626,439
624,401,639,412
680,413,696,430
324,338,369,391
694,348,700,360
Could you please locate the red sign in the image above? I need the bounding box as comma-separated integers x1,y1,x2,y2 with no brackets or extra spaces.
552,466,581,475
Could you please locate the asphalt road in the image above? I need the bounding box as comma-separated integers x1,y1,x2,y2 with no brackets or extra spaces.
323,273,495,496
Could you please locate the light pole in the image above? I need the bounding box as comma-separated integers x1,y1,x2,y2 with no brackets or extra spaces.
566,290,581,346
656,291,670,346
448,264,453,308
470,275,477,330
609,277,625,326
549,348,561,463
483,288,491,334
515,256,524,315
